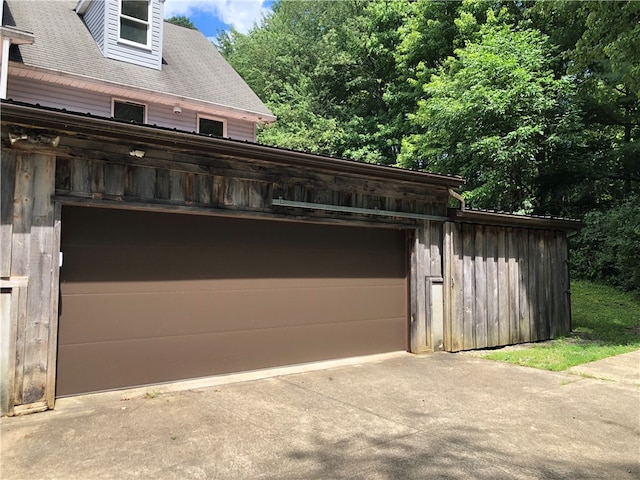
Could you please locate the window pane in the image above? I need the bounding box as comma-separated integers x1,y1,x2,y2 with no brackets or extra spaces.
122,1,148,21
120,18,147,45
199,118,224,137
114,101,145,124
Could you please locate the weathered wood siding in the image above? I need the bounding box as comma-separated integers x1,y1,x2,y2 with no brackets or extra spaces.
443,222,571,352
7,78,258,141
0,151,61,415
410,220,445,353
48,132,449,227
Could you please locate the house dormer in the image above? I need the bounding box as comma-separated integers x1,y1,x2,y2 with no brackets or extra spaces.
2,0,275,141
76,0,164,70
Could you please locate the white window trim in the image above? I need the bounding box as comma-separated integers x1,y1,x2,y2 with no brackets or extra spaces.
117,0,152,50
112,98,148,124
197,114,228,137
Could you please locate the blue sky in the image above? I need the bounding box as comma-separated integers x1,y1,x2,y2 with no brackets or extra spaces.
163,0,275,39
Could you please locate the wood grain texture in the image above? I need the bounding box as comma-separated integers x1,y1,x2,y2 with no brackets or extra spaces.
441,223,571,352
473,226,487,348
1,151,16,277
518,230,531,343
462,223,475,350
21,155,55,405
485,227,499,347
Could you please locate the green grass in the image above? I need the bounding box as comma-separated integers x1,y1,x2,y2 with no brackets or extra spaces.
480,280,640,371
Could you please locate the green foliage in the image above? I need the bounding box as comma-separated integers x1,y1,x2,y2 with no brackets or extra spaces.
218,0,638,222
480,281,640,370
166,16,197,30
399,22,583,212
571,198,640,292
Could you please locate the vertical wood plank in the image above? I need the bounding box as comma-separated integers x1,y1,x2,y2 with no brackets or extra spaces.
225,178,248,207
462,223,475,350
443,223,453,351
560,234,572,334
133,166,156,199
485,227,499,347
474,225,487,349
537,232,550,339
528,230,539,341
553,232,565,337
546,231,557,338
429,221,443,278
248,181,265,209
90,160,105,195
1,151,16,277
446,222,464,352
409,226,428,353
197,174,212,205
184,173,196,203
21,155,55,404
507,228,520,344
10,154,35,406
13,286,28,405
54,158,70,192
409,229,419,353
11,154,34,275
0,291,10,414
497,227,509,345
451,223,464,351
104,163,126,197
1,287,20,415
155,169,170,200
518,229,531,343
70,158,90,194
212,176,224,205
423,221,432,277
45,202,62,409
170,171,186,202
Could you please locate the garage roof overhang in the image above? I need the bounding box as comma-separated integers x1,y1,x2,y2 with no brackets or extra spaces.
448,207,582,232
0,100,465,189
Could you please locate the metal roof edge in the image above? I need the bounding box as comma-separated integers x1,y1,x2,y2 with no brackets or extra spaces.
0,100,465,188
448,207,582,231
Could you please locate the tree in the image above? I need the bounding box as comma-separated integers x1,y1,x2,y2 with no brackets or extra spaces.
531,0,640,208
219,0,417,163
166,15,197,30
398,20,584,212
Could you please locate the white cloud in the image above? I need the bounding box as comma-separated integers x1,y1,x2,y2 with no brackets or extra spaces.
163,0,270,34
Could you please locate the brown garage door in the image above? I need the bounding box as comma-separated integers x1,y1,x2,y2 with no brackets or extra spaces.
57,207,408,396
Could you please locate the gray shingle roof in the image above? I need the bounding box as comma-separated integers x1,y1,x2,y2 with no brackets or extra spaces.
4,0,273,118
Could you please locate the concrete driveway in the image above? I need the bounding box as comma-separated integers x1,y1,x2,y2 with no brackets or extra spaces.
1,352,639,479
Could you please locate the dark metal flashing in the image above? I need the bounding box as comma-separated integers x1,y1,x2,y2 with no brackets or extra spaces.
448,207,582,231
0,100,465,188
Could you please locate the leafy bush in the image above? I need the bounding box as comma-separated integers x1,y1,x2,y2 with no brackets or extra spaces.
570,198,640,291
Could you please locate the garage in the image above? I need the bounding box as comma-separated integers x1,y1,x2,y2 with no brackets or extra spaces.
56,206,409,396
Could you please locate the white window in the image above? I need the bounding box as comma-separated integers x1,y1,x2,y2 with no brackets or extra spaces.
198,115,227,137
118,0,151,48
113,99,147,124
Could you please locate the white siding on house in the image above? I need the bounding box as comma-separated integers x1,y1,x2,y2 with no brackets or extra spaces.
105,0,162,70
148,104,257,141
7,78,112,117
7,77,258,141
227,117,256,142
81,0,107,54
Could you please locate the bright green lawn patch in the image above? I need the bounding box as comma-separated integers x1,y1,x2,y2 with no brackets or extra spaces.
481,280,640,371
